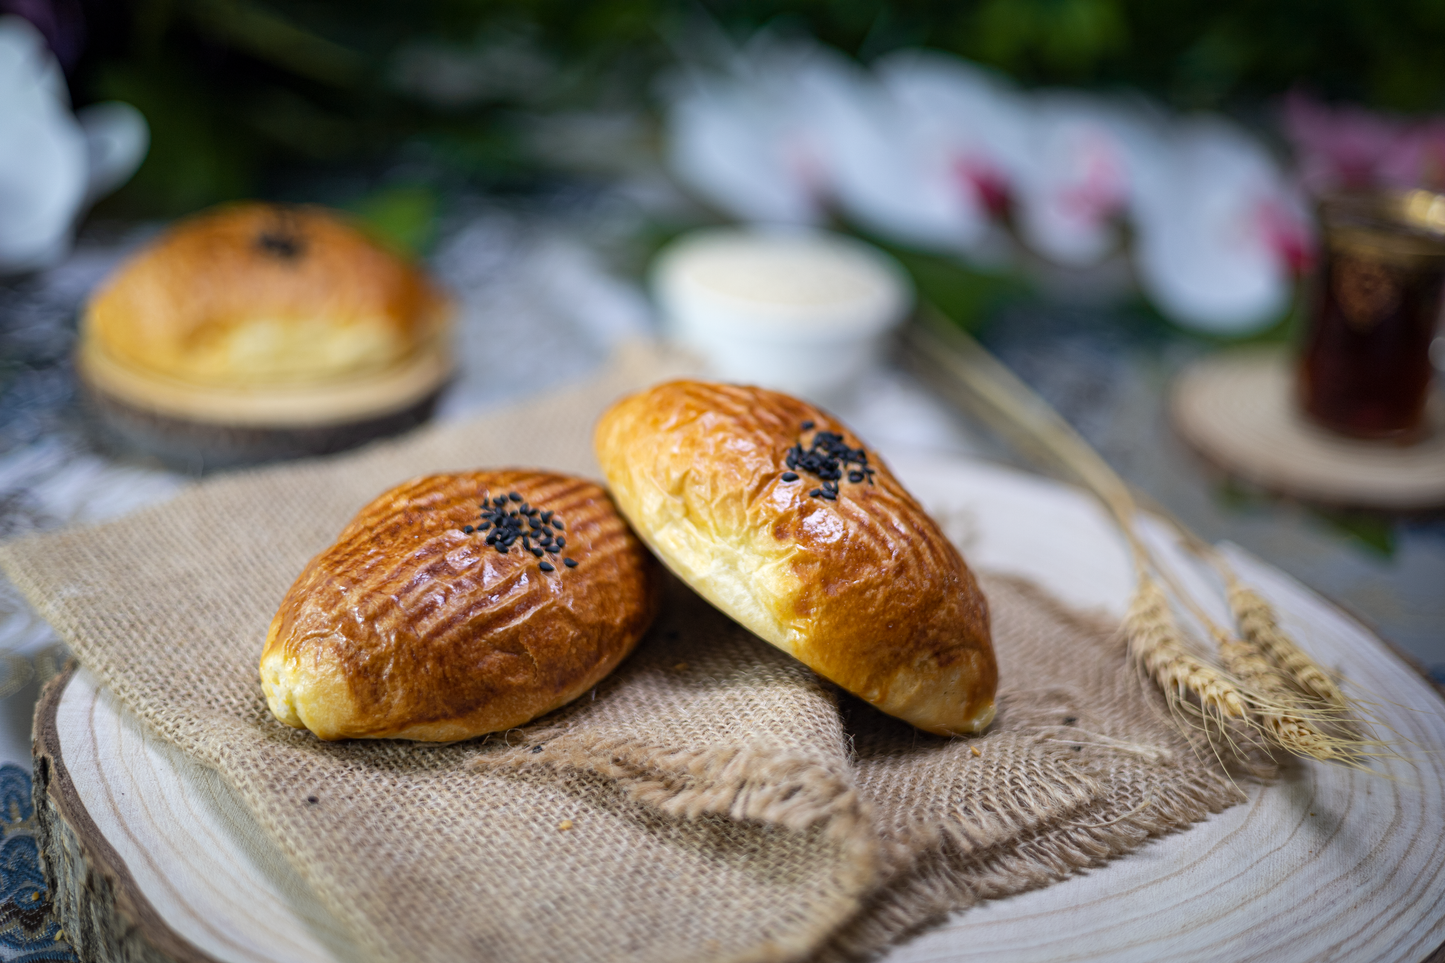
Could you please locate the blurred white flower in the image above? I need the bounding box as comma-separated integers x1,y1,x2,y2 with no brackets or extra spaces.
661,35,1311,333
663,40,832,225
826,49,1024,257
1009,95,1164,267
0,15,147,273
1131,116,1311,334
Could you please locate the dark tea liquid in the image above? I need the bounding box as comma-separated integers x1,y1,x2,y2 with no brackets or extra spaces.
1300,226,1444,440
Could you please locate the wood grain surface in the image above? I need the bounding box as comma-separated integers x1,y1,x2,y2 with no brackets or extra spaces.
33,455,1445,963
35,666,358,963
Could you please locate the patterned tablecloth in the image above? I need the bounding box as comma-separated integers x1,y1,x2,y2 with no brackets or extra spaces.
0,763,75,961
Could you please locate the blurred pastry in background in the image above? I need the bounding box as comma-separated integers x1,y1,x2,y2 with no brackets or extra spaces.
76,202,452,470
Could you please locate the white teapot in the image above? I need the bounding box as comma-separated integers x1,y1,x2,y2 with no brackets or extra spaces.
0,15,148,273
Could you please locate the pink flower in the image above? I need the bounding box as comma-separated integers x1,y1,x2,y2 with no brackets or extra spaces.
1283,90,1445,194
1133,116,1314,333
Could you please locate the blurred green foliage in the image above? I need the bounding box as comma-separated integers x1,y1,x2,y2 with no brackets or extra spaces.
67,0,1445,217
1214,476,1398,558
346,185,442,257
882,246,1032,332
1312,508,1398,556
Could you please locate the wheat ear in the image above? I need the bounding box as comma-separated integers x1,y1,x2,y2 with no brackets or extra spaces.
1226,583,1348,712
1125,576,1248,721
1217,636,1352,761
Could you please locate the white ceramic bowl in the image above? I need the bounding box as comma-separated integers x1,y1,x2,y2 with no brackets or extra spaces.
651,228,914,402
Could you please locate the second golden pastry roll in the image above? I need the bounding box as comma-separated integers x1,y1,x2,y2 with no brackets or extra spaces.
595,381,996,735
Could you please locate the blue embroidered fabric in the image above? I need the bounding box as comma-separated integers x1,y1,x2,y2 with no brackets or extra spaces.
0,765,76,962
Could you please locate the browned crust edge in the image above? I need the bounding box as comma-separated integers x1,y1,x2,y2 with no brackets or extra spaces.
31,665,222,963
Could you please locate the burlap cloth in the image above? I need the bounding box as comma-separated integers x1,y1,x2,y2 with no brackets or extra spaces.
1,343,1240,963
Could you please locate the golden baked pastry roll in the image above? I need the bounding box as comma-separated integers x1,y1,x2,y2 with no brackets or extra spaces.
261,470,658,741
74,203,453,470
84,202,449,388
595,381,996,735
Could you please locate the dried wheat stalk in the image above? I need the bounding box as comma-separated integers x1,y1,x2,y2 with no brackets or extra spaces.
906,310,1366,765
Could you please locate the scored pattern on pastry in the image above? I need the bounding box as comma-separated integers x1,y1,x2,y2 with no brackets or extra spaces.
260,469,658,741
594,380,997,736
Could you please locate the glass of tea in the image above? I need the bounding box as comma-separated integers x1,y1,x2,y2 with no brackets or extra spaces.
1299,190,1445,441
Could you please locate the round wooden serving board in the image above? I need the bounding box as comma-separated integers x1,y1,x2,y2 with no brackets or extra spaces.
32,455,1445,963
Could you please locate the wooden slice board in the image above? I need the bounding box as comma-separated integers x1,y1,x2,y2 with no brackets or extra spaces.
77,337,453,471
1170,349,1445,510
32,454,1445,963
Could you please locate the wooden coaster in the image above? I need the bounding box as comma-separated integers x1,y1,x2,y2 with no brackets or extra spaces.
1171,349,1445,510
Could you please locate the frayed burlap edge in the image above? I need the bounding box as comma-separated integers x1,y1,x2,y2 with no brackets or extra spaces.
809,576,1246,962
481,738,881,963
472,574,1248,963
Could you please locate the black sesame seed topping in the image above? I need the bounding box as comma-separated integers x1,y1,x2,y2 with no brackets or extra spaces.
462,525,474,534
564,558,578,568
257,230,305,260
472,488,580,574
786,422,874,502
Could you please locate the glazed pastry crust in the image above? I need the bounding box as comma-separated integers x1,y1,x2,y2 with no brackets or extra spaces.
261,471,659,741
594,381,996,735
84,203,449,388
